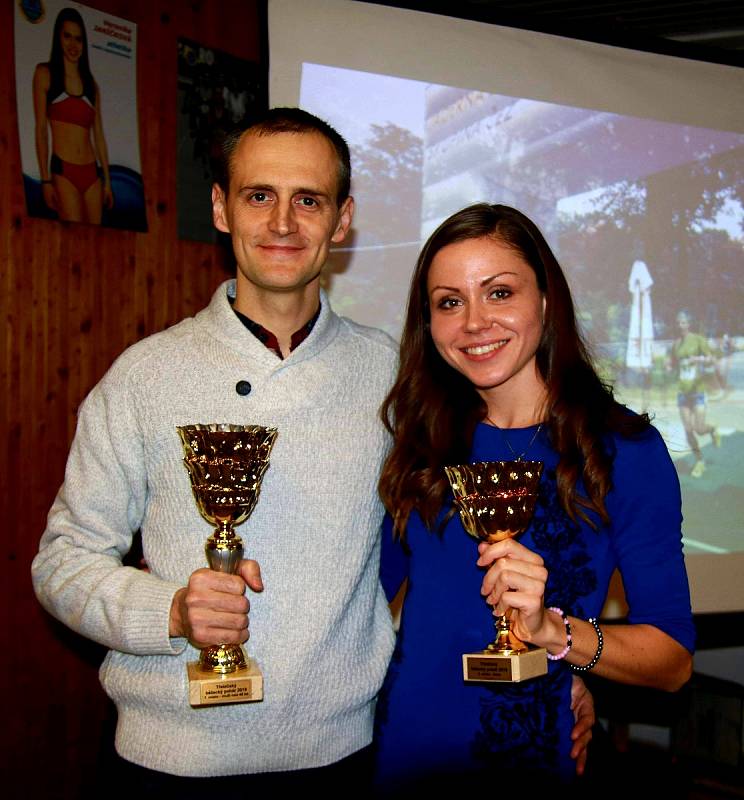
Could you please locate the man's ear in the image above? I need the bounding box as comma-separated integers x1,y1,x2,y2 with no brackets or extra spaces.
331,196,354,244
212,184,230,234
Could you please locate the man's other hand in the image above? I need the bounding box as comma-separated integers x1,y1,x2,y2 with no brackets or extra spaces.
570,674,595,775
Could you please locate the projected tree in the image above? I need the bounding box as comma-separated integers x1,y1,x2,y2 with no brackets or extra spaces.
324,123,424,333
352,123,423,246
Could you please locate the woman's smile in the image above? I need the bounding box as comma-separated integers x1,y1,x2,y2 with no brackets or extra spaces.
462,338,509,358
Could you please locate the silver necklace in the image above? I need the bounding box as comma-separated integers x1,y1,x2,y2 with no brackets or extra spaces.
486,417,543,461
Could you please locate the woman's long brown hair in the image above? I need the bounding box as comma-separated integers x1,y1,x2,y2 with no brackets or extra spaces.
379,204,650,538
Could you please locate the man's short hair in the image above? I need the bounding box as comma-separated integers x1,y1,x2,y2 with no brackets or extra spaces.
214,107,351,205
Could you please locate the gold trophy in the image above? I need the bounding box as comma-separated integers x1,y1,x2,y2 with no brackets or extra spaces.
445,460,547,683
177,423,278,706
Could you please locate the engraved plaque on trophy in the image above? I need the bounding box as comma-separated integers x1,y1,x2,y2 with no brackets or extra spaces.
445,460,547,683
177,423,278,706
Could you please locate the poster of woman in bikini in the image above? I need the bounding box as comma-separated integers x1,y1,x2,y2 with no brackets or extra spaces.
15,0,146,230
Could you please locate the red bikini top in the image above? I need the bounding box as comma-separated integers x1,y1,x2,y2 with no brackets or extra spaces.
48,93,95,129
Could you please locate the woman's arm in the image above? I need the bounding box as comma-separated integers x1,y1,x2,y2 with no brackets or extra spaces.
565,618,691,690
518,596,691,689
92,82,113,208
478,541,692,691
32,64,56,210
479,427,694,692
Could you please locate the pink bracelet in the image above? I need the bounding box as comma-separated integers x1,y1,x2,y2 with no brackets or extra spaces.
546,607,572,661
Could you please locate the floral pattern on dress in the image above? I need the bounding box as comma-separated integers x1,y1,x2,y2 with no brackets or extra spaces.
471,467,598,771
472,670,563,774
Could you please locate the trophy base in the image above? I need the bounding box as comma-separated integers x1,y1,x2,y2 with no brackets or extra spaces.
187,659,263,707
463,646,547,683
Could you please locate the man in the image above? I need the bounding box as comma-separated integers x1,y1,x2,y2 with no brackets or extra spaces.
33,108,593,790
32,108,398,789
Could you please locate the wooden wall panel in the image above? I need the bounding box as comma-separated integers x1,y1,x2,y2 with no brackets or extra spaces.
1,2,263,796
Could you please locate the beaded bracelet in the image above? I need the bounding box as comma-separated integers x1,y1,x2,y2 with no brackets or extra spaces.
571,617,604,672
546,606,572,661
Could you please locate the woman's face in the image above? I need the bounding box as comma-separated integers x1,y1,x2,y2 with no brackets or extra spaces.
427,235,545,404
60,21,84,63
678,314,691,334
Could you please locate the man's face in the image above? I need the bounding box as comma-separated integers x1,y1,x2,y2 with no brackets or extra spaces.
212,131,353,305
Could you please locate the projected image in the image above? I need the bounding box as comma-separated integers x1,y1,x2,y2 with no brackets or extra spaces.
301,63,744,559
301,65,426,330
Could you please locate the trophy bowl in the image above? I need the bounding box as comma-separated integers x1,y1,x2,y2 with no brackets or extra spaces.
182,458,272,536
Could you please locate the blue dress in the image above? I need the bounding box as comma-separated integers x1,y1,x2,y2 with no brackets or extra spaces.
373,422,695,789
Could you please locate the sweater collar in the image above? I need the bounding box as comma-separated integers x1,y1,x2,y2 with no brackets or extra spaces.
197,280,340,369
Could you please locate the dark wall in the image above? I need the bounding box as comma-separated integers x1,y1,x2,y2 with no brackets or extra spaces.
0,2,263,796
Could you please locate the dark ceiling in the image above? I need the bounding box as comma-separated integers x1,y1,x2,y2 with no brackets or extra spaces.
474,0,744,50
374,1,744,64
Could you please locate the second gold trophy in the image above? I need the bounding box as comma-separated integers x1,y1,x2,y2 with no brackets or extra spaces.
445,460,546,683
177,423,278,707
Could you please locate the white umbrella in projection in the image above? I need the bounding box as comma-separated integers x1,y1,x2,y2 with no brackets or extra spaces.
626,259,654,371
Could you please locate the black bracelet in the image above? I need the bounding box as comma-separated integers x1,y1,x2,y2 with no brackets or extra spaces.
571,617,603,672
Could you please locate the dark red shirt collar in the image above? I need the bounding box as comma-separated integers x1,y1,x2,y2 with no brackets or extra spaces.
231,302,321,360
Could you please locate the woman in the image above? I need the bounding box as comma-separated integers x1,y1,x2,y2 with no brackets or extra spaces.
375,204,694,789
670,310,720,478
33,7,113,224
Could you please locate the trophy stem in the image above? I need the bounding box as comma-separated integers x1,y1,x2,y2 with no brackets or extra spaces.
486,612,527,655
199,525,247,673
206,526,244,575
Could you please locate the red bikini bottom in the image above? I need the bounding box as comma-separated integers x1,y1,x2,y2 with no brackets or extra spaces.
51,153,101,194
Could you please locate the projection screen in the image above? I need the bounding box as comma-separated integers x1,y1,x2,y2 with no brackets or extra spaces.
268,0,744,614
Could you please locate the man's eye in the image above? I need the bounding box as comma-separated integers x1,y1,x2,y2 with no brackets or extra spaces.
249,192,269,203
296,196,318,207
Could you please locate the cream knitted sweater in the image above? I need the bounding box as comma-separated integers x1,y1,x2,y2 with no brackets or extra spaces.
32,280,397,776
